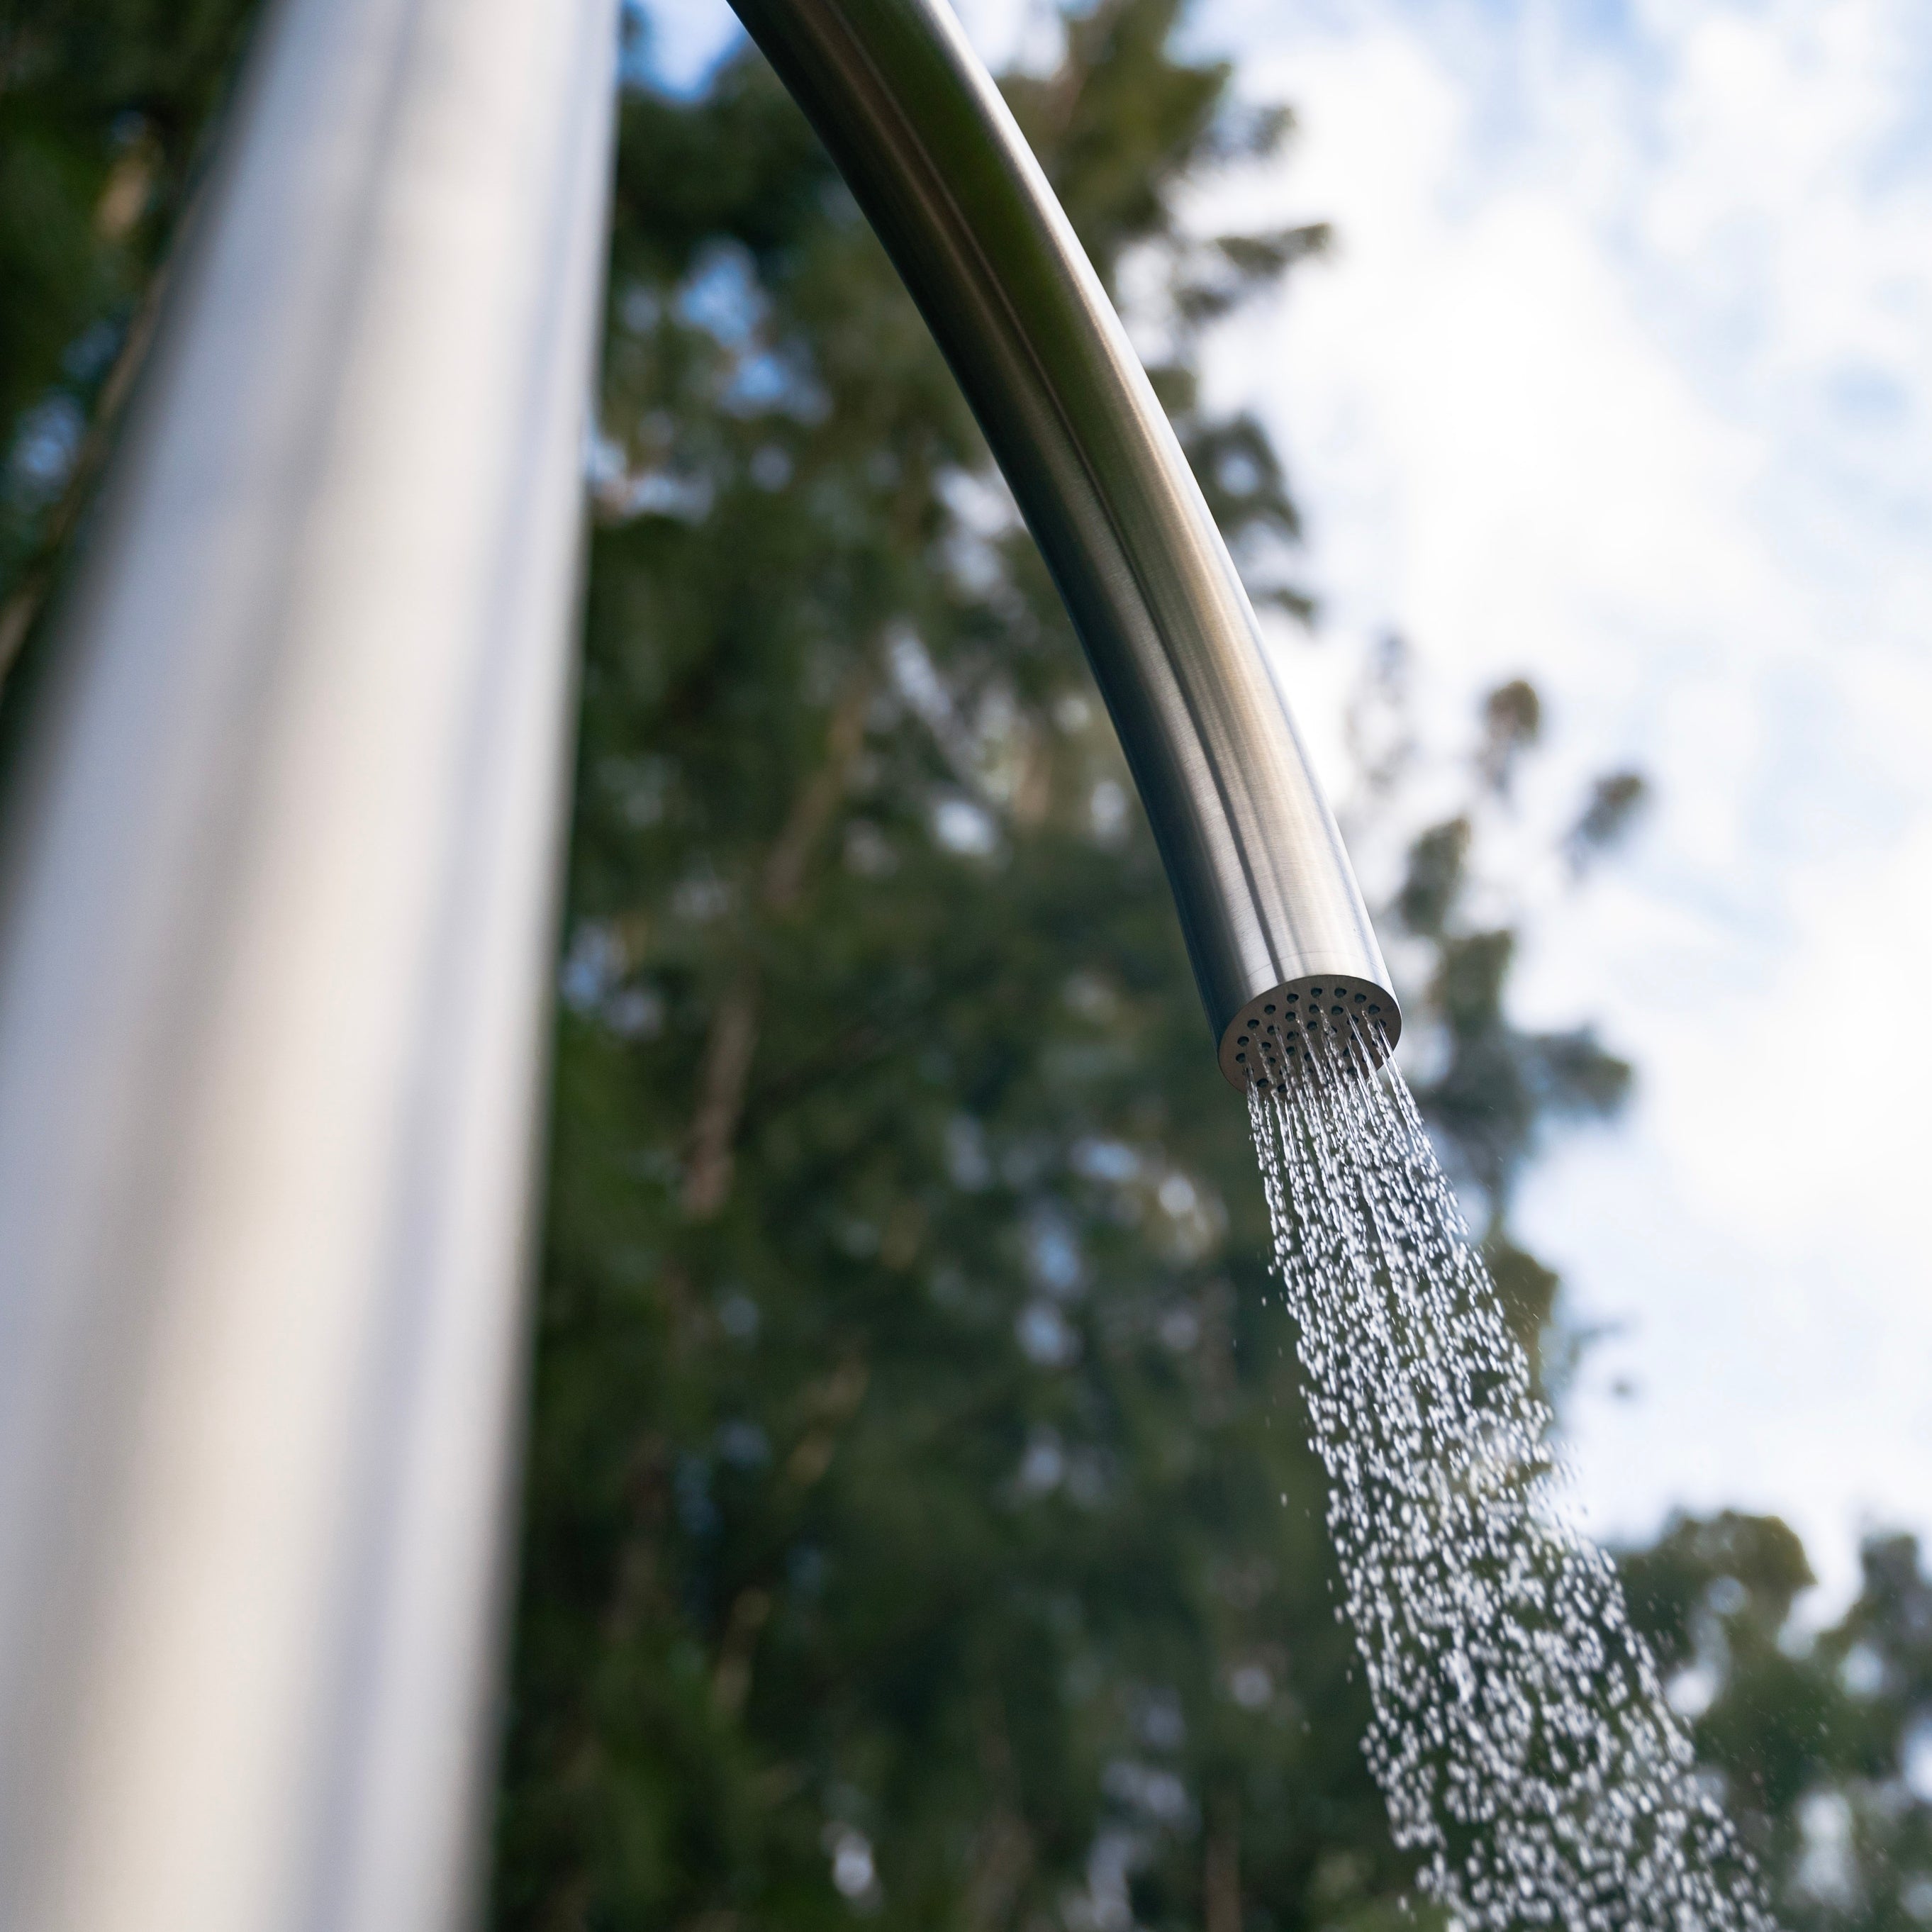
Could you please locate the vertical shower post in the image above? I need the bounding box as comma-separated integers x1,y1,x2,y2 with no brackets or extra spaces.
0,0,615,1926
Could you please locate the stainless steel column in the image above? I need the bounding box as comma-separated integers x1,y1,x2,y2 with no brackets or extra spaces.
729,0,1400,1085
0,0,615,1925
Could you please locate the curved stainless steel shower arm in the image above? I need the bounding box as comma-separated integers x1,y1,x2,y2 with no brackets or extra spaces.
727,0,1400,1082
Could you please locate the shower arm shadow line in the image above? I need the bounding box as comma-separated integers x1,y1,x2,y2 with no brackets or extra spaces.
728,0,1401,1088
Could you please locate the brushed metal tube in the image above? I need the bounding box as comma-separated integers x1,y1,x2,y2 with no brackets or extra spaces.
728,0,1400,1085
0,0,615,1926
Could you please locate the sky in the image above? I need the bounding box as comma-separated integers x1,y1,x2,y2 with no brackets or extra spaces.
1172,0,1932,1615
643,0,1932,1613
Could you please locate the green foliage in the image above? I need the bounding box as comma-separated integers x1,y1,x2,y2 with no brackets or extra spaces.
0,0,259,636
1621,1519,1932,1928
1346,638,1635,1361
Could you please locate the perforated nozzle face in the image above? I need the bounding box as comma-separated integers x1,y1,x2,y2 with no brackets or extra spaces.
1218,975,1403,1090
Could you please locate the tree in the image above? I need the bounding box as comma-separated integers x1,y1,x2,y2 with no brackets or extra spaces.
1614,1518,1932,1931
1336,638,1643,1386
0,0,259,674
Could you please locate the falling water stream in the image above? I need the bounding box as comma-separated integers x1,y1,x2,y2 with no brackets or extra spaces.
1249,1022,1775,1931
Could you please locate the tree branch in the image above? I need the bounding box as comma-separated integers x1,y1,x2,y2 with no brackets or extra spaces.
681,663,876,1218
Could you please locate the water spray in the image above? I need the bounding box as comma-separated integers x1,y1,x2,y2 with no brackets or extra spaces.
728,0,1402,1087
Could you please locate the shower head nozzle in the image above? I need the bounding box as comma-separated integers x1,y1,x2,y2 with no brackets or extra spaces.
728,0,1403,1086
1218,977,1403,1092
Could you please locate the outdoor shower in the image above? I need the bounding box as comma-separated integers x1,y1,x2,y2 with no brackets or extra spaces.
0,0,1394,1928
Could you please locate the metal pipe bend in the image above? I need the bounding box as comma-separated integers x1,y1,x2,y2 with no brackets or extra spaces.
726,0,1402,1085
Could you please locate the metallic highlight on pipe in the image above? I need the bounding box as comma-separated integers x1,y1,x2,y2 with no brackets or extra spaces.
0,0,615,1926
727,0,1402,1086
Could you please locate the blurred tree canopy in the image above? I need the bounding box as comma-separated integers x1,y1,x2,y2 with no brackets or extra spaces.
0,0,259,672
5,1,1932,1928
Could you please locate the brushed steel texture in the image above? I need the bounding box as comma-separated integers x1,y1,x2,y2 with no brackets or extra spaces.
0,0,615,1926
728,0,1400,1083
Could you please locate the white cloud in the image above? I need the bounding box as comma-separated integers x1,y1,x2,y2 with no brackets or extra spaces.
1171,0,1932,1606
